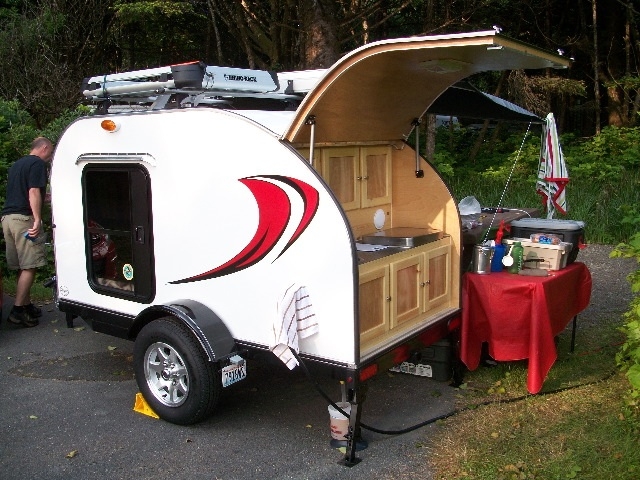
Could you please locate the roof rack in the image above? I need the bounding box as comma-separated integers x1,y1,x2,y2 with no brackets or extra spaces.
82,62,328,112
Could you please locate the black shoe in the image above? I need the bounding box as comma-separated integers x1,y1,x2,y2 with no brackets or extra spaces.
26,303,42,318
8,309,39,328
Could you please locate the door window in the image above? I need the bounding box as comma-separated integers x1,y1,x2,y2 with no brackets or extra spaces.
82,165,154,302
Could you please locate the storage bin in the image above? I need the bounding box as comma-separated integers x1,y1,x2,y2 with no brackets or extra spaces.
503,238,572,270
420,339,453,381
389,339,453,381
509,218,585,264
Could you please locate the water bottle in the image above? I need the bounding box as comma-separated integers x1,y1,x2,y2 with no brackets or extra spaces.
508,241,524,274
24,231,47,245
491,243,505,272
491,219,507,272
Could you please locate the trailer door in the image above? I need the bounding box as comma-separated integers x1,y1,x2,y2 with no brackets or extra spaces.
82,164,155,302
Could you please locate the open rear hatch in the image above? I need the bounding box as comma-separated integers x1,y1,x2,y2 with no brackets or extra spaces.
283,30,570,145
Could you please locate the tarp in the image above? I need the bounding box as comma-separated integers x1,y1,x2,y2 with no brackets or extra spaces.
427,81,541,123
536,112,569,218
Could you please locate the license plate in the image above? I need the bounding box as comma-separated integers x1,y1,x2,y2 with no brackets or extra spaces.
222,360,247,387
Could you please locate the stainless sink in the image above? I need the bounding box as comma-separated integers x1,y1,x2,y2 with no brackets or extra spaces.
360,227,444,248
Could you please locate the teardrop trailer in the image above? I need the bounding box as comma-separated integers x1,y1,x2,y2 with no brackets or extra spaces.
49,31,569,463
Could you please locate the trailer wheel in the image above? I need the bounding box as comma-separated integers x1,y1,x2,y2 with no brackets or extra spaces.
134,316,220,425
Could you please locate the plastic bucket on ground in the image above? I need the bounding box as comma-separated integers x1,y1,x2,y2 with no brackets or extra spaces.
328,402,351,440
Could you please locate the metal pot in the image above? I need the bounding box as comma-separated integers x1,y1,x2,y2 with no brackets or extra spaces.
472,245,493,274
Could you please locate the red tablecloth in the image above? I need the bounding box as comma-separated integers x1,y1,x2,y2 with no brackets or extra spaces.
460,262,592,393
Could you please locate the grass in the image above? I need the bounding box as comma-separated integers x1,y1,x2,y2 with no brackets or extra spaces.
428,376,638,479
2,166,638,478
447,173,640,245
9,269,633,479
2,274,54,303
426,321,640,479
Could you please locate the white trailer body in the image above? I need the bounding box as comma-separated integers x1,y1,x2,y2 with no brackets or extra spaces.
53,108,359,364
50,31,569,443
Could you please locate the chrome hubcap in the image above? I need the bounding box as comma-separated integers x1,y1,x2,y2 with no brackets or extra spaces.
144,341,189,407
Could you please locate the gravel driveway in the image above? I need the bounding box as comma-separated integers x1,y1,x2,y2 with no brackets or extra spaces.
0,243,636,480
574,243,637,326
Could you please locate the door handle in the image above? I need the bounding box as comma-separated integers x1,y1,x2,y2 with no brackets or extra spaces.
135,226,145,243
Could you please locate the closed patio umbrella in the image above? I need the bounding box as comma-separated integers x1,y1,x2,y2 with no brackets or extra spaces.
536,112,569,218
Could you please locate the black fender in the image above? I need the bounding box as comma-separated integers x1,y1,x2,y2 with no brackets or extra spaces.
132,299,236,362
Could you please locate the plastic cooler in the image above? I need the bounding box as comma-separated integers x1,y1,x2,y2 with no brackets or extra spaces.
509,218,585,264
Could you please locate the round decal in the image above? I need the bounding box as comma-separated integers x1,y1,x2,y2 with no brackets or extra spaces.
122,264,134,281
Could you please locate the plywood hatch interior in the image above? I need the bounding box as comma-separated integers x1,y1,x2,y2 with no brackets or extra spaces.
284,30,570,145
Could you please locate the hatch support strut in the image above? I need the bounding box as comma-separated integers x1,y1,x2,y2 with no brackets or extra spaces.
305,115,316,167
413,118,424,178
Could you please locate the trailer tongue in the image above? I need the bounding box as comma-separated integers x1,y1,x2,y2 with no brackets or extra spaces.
51,30,569,465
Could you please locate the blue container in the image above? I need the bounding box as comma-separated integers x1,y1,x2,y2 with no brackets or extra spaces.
491,244,505,272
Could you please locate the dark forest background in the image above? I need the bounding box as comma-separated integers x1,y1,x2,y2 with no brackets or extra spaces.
1,1,640,251
1,0,639,136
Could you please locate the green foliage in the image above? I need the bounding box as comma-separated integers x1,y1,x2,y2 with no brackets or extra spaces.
611,211,640,423
605,75,640,91
433,124,541,177
0,99,88,282
434,121,640,244
114,0,199,20
437,123,640,185
528,76,587,97
39,105,92,143
429,151,455,178
0,99,37,206
564,126,640,179
112,0,208,67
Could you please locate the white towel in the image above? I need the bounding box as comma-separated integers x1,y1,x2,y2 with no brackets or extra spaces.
271,284,319,369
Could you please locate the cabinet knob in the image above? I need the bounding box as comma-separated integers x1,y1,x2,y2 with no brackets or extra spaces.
362,175,369,180
421,280,430,287
356,176,362,180
386,296,392,301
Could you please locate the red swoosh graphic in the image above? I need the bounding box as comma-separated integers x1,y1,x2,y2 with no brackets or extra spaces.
270,176,319,260
170,178,291,283
170,175,319,283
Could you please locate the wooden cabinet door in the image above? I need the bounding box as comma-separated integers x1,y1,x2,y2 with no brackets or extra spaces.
360,146,392,208
423,244,451,311
321,147,360,211
390,254,422,328
359,265,390,343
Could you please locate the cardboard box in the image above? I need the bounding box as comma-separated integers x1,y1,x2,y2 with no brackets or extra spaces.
503,238,572,270
509,218,584,264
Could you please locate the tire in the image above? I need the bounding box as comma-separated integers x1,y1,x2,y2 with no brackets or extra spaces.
134,316,220,425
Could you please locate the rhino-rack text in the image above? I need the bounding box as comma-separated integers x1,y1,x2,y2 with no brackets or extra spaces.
224,74,257,83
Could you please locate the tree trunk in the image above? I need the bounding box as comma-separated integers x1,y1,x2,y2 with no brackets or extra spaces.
423,0,436,163
624,2,631,123
206,0,224,65
592,0,601,134
425,115,436,163
303,0,340,68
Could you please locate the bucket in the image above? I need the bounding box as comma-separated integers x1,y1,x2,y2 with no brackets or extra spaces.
171,62,205,88
472,245,493,274
328,402,351,440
